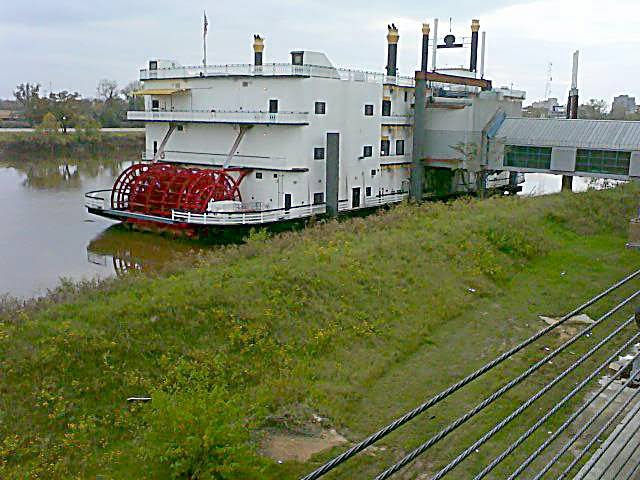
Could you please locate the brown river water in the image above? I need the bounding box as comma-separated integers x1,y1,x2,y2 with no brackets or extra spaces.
0,153,615,298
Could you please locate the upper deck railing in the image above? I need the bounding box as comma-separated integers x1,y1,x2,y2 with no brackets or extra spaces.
127,109,309,125
140,63,415,87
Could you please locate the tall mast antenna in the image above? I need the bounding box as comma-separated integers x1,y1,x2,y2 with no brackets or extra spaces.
544,61,553,99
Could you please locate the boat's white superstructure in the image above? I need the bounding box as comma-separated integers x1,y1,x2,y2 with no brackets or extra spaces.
85,20,526,228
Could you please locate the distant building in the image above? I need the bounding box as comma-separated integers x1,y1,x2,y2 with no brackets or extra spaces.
524,98,565,118
612,95,636,115
531,97,559,111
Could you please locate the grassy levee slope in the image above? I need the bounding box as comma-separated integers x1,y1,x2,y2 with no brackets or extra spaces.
1,185,640,479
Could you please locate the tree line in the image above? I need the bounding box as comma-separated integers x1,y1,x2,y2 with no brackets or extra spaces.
2,79,144,129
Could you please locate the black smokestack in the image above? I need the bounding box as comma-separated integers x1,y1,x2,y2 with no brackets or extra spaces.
253,34,264,66
386,24,399,76
421,23,430,72
470,19,480,72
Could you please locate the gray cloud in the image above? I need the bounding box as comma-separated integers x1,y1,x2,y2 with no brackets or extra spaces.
0,0,636,105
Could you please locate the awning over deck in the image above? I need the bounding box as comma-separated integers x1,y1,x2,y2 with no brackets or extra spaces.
133,88,190,96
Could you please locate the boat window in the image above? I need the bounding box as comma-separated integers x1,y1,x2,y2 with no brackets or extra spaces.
396,139,405,156
404,91,408,102
313,192,324,205
151,99,160,111
382,99,391,116
315,102,326,114
256,172,263,179
292,52,304,66
269,99,279,113
371,169,377,176
363,146,373,158
364,104,374,116
381,139,390,157
314,147,325,160
366,186,372,197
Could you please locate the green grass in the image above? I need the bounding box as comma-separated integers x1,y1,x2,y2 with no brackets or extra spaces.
1,185,640,479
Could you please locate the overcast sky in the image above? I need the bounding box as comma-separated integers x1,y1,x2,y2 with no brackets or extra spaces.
2,0,638,107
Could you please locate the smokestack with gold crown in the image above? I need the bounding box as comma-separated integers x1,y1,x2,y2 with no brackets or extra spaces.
470,19,480,72
421,23,430,72
386,24,399,76
253,34,264,66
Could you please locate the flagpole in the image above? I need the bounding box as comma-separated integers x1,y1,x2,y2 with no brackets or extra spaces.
203,10,208,67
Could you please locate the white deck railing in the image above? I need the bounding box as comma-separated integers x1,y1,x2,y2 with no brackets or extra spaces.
171,204,327,225
140,63,415,87
127,110,309,125
85,190,408,226
85,190,110,210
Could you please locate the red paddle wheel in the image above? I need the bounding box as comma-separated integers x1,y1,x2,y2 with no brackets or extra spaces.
111,163,249,219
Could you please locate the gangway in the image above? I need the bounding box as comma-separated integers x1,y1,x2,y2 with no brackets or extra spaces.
488,118,640,182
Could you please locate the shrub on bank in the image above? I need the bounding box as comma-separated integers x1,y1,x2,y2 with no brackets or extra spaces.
0,129,144,157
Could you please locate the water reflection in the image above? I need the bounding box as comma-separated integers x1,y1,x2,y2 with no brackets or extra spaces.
520,174,623,196
86,225,206,276
0,150,626,299
0,154,135,298
2,155,127,191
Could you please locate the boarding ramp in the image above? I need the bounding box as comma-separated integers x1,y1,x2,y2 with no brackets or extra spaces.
489,118,640,181
301,270,640,480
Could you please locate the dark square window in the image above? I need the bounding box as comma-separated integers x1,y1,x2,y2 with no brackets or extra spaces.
269,99,279,113
151,99,160,110
366,186,372,197
256,172,263,179
363,146,373,158
292,52,304,66
315,102,326,114
313,192,325,205
273,173,278,178
396,139,405,155
314,147,325,160
149,60,158,70
177,124,184,131
381,139,390,156
364,104,374,116
382,99,391,116
371,169,377,176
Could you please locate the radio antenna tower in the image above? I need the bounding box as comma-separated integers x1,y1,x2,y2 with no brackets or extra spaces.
544,62,553,99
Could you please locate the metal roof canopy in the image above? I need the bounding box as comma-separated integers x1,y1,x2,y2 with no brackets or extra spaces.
496,117,640,152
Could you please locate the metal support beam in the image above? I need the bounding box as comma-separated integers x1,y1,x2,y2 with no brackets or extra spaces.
326,133,340,217
431,18,439,72
223,125,251,169
410,77,427,201
416,71,492,90
153,123,177,163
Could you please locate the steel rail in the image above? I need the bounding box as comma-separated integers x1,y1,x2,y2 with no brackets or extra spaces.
558,386,640,480
300,269,640,480
510,348,640,480
599,412,640,480
389,315,635,480
621,445,640,480
373,292,640,480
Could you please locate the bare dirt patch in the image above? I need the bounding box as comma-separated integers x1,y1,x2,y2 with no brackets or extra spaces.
260,428,348,462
